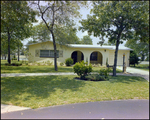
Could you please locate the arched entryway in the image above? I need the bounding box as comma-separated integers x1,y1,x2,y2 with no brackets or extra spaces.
90,51,103,65
71,51,84,64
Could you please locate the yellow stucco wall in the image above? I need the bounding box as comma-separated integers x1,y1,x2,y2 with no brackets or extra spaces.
28,41,130,66
108,50,130,66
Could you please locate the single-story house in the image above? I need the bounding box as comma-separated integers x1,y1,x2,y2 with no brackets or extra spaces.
27,41,132,66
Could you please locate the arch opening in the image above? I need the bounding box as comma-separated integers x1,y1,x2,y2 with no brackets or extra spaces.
90,51,103,65
71,51,84,64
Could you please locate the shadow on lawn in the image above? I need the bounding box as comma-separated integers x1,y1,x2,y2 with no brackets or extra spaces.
109,75,147,84
1,76,85,103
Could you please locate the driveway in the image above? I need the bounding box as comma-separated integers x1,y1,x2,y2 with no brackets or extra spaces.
117,66,149,81
1,99,149,119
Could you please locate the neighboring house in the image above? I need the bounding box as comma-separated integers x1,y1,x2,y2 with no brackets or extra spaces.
27,41,132,66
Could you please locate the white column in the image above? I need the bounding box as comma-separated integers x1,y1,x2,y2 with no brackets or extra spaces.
88,56,90,65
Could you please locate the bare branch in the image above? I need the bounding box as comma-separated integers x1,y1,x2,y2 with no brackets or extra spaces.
37,1,52,32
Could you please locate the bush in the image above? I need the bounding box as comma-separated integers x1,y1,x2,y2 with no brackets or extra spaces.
46,61,53,66
65,58,73,66
98,68,109,80
12,58,17,60
60,62,64,66
5,63,11,66
73,61,92,79
11,63,22,66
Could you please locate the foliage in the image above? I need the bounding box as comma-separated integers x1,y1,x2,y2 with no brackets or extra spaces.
12,58,17,60
99,68,109,78
1,1,37,64
73,61,92,79
80,35,93,44
60,62,64,66
31,22,51,42
125,39,149,61
79,1,149,76
65,58,73,66
5,62,22,66
54,22,81,45
129,51,140,67
11,63,22,66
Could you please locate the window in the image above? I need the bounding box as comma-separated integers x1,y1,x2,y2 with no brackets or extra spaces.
90,52,97,61
40,50,59,58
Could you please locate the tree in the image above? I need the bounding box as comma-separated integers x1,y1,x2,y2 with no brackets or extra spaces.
54,22,81,45
30,1,87,71
31,22,51,42
80,35,93,44
129,51,139,67
1,1,37,64
79,1,149,76
1,33,23,60
125,39,149,61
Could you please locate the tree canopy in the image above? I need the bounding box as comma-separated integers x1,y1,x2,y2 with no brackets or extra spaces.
80,35,93,45
1,1,37,63
79,1,149,76
125,39,149,61
31,22,51,42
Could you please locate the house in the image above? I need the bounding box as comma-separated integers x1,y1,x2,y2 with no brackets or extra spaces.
27,41,132,66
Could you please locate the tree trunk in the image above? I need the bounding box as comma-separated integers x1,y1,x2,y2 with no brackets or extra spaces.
18,45,20,61
141,54,145,61
113,39,120,76
7,28,11,64
51,31,58,71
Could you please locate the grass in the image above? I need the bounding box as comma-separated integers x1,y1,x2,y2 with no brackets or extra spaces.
1,75,149,109
1,60,122,73
130,64,149,71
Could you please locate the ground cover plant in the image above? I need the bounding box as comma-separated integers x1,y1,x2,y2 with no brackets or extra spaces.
1,75,149,109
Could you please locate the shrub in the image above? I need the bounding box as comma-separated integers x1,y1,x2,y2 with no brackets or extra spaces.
60,62,64,66
12,58,17,60
37,62,41,66
5,63,11,66
46,60,53,66
11,63,22,66
99,68,109,79
73,61,92,79
65,58,73,66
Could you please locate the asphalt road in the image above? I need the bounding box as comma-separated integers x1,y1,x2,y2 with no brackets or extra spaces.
1,99,149,119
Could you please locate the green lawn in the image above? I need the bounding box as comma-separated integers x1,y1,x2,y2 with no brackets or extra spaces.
130,64,149,71
1,60,122,73
1,75,149,109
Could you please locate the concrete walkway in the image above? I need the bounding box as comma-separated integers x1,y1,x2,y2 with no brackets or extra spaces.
1,67,149,115
1,104,31,114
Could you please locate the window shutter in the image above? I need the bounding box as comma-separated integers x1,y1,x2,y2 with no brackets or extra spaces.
59,50,63,57
35,50,40,57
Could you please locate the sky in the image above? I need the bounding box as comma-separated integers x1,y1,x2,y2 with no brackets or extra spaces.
23,2,126,47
